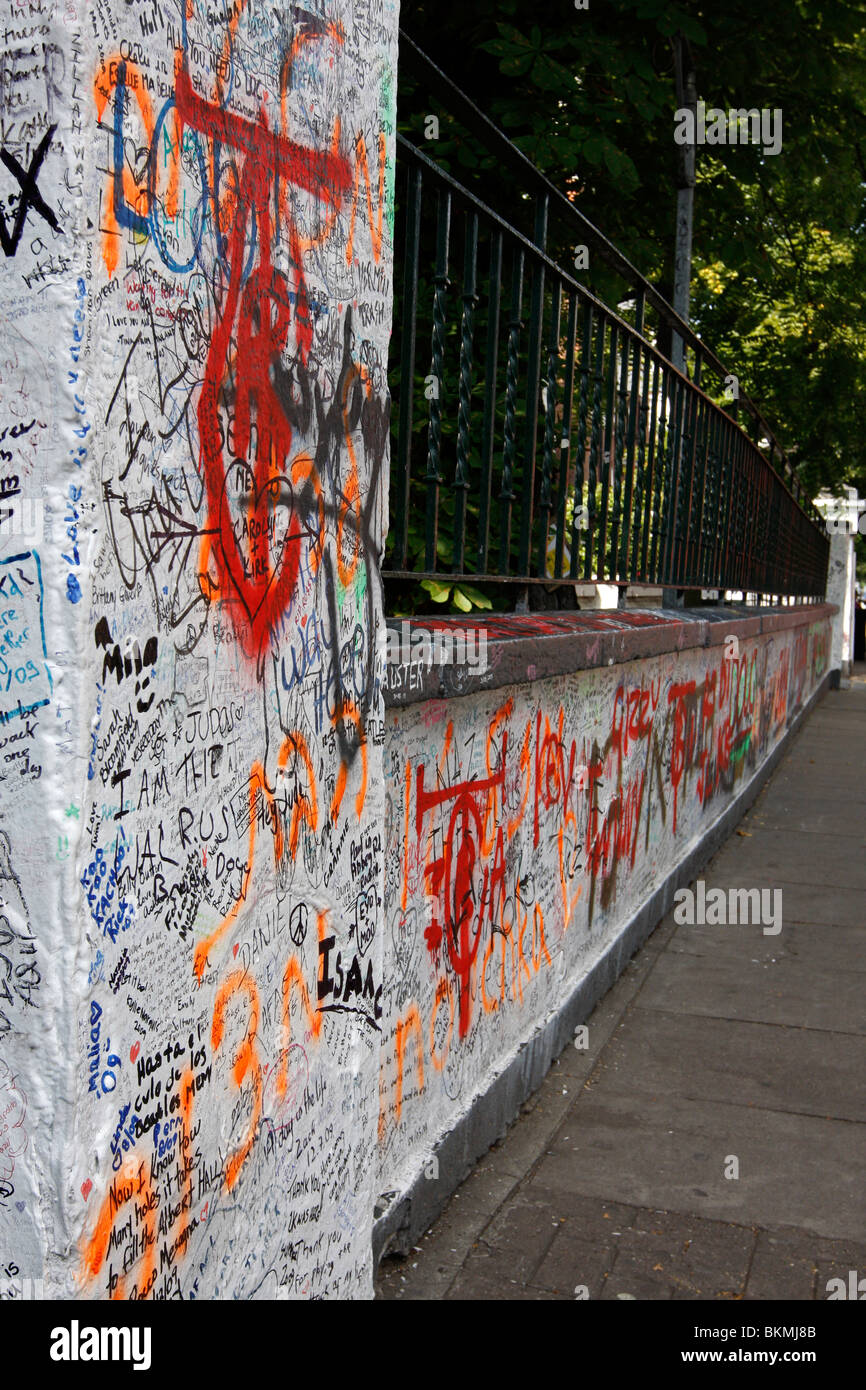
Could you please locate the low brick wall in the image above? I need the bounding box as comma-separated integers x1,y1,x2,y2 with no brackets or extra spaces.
374,604,834,1259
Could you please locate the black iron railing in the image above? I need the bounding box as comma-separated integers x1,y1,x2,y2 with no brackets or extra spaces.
384,35,829,604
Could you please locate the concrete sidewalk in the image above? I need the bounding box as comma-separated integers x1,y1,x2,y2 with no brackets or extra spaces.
376,676,866,1301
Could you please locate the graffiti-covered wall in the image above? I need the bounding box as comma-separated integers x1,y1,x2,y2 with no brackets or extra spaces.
378,615,831,1204
1,0,398,1299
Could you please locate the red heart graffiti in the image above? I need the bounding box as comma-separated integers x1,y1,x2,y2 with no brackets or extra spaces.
198,170,309,667
129,1042,140,1063
81,1180,92,1201
216,461,303,654
232,942,239,958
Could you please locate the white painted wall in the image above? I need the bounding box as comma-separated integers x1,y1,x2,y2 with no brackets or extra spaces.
0,0,398,1300
378,619,832,1201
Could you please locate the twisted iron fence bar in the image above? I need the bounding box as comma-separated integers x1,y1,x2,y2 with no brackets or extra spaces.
453,211,478,575
570,304,593,580
385,80,830,600
553,293,578,581
537,280,561,579
498,249,523,575
475,230,502,576
423,189,450,572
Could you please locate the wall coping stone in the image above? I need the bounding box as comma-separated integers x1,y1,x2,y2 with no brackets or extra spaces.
383,603,837,708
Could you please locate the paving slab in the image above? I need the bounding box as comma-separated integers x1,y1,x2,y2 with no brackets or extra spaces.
666,918,866,969
610,1213,755,1297
635,950,866,1033
705,830,866,888
461,1191,560,1283
743,1231,820,1301
765,769,866,802
583,1009,866,1117
531,1229,616,1298
747,796,866,835
531,1091,866,1240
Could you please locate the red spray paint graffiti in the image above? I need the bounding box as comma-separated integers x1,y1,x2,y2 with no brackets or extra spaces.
172,65,352,665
